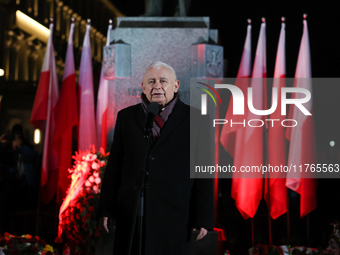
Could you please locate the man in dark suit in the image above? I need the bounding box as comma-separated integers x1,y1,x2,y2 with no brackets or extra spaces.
98,61,214,254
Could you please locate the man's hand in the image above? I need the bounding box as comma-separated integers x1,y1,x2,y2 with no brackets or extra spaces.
101,217,109,233
193,227,208,241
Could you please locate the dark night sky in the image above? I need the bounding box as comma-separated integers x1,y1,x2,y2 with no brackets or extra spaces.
111,0,339,78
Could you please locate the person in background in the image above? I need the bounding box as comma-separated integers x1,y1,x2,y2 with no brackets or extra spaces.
0,124,38,211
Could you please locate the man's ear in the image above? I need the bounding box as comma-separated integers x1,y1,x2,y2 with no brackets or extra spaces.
174,80,180,92
141,82,145,91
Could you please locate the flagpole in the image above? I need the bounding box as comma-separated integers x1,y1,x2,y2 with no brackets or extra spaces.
35,166,42,235
248,17,254,247
49,16,60,239
286,188,290,243
266,176,272,245
306,214,310,246
265,82,272,246
259,16,272,245
214,79,222,226
251,217,254,246
303,13,310,245
247,18,255,247
264,87,272,245
286,88,290,244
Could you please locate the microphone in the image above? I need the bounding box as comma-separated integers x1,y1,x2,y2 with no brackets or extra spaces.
144,102,159,135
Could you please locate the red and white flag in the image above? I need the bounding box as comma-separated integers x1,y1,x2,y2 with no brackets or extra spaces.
78,24,97,151
221,21,266,219
232,20,266,219
220,22,251,157
96,23,112,151
265,21,287,219
53,23,78,204
285,19,317,218
30,23,59,204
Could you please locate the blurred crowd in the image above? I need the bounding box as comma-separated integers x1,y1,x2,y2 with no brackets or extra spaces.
0,124,39,215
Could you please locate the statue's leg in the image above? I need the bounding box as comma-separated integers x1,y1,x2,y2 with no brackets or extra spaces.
144,0,164,16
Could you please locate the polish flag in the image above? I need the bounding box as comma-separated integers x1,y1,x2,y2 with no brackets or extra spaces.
53,23,78,204
78,24,97,151
220,22,251,157
30,23,59,204
265,20,287,219
220,21,266,219
285,18,317,218
96,23,112,151
230,20,266,219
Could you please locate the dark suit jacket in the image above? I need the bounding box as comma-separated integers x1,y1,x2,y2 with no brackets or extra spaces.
98,99,214,255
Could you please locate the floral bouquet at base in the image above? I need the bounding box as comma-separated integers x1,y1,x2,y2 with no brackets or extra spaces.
289,247,319,255
56,147,114,255
249,244,290,255
0,233,54,255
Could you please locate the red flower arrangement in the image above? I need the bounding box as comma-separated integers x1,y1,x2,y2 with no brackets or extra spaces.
248,243,297,255
0,233,54,255
56,147,114,255
249,244,320,255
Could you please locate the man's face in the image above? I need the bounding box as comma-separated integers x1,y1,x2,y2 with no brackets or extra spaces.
142,66,179,106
